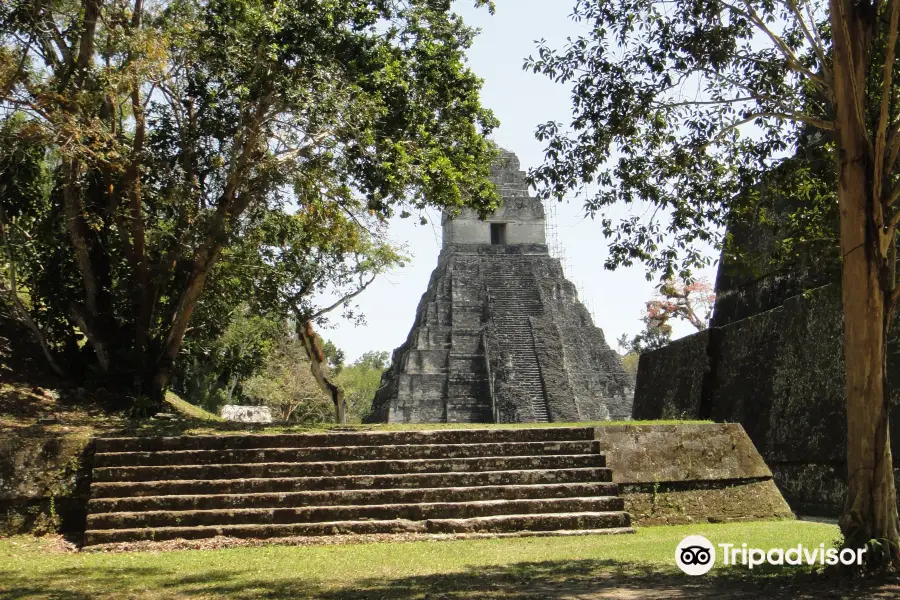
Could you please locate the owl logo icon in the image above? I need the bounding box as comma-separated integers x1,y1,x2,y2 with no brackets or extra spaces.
675,535,716,575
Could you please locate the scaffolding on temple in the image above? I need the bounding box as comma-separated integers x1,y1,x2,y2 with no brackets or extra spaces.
543,198,598,322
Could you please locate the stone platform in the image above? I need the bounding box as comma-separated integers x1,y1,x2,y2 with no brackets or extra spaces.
600,423,793,525
83,427,633,546
82,423,790,546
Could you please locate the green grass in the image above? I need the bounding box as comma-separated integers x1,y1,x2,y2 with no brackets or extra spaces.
164,392,223,422
116,418,712,438
0,521,857,599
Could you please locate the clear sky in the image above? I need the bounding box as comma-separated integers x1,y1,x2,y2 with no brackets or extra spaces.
321,0,720,362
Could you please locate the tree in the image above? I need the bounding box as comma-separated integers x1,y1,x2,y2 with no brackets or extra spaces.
0,0,500,407
335,350,390,422
651,279,716,333
172,306,282,413
616,319,671,355
618,278,715,354
526,0,900,564
242,334,333,423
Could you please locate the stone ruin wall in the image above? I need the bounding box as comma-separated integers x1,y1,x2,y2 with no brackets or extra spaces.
633,283,900,516
629,166,871,516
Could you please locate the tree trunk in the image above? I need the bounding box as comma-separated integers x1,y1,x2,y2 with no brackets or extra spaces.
832,0,900,562
297,320,347,425
837,168,900,558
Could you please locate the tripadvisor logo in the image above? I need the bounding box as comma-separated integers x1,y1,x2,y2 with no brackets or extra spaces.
675,534,867,576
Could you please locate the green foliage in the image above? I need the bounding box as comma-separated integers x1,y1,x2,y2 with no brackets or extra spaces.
321,340,345,374
242,335,333,423
619,351,639,379
0,0,500,405
721,138,839,283
174,307,283,413
523,0,836,281
335,351,391,422
617,326,670,355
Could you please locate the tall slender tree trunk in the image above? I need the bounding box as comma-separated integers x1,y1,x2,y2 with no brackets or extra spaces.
832,0,900,560
297,319,347,425
837,156,900,556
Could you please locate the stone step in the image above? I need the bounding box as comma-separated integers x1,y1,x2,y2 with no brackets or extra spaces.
89,467,614,498
88,482,621,514
533,405,550,423
92,454,607,483
94,427,595,453
492,302,539,306
448,415,493,424
448,373,485,382
84,511,632,545
88,496,626,530
447,401,492,410
94,441,599,467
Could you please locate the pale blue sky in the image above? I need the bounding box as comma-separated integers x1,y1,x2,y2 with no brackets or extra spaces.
322,0,719,362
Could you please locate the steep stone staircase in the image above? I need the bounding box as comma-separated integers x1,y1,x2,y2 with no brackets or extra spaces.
84,427,632,546
486,259,551,422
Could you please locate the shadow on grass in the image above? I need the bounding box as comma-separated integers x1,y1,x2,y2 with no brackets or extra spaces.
2,558,899,600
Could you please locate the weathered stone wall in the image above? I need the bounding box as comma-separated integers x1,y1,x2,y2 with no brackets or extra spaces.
527,259,634,421
709,168,840,329
632,330,710,421
529,318,581,422
445,219,546,246
0,432,93,535
442,149,547,247
599,423,793,525
633,283,900,516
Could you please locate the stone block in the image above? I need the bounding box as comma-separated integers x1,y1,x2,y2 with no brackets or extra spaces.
403,350,449,374
596,423,772,484
221,405,273,423
597,423,792,526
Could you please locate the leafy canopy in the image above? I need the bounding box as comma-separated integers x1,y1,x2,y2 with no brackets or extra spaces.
0,0,500,399
524,0,835,280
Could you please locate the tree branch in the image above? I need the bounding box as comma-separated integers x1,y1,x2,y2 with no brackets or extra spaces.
724,0,830,92
705,111,834,148
0,206,66,378
304,273,378,322
785,0,833,87
156,96,273,382
60,0,101,92
875,0,900,225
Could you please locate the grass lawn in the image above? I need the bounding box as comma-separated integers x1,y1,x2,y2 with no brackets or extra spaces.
3,520,896,599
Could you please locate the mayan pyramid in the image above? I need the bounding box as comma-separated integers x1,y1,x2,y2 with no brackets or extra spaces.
368,150,634,423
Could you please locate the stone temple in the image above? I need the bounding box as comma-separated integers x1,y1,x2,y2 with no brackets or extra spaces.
368,150,633,424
